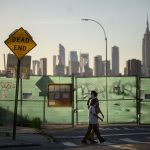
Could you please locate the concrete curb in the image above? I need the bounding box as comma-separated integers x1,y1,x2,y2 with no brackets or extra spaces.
0,143,41,148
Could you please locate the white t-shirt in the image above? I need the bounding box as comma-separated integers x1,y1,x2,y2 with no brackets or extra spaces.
89,105,98,124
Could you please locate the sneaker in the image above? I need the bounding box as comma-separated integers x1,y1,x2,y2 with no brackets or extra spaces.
100,138,106,143
81,139,87,144
88,139,98,144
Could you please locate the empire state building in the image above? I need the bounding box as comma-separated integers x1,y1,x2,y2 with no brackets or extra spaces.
142,16,150,76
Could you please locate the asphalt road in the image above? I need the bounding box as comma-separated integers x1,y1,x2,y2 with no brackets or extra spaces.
47,126,150,150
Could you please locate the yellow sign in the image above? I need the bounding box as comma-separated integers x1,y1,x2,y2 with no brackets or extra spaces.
5,27,36,60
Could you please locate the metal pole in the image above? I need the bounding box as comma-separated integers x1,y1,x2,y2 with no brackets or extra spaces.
105,37,108,124
81,18,108,123
72,74,75,127
20,78,22,125
43,96,46,123
13,59,21,140
75,76,78,124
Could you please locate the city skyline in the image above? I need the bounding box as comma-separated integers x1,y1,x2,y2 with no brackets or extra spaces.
0,0,150,75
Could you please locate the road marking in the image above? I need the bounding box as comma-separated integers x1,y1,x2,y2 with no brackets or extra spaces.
55,132,150,139
121,138,150,144
104,132,150,137
94,139,114,145
100,141,115,145
100,128,113,131
110,144,138,150
57,136,83,138
62,142,79,147
123,127,132,130
134,127,150,130
113,128,121,130
100,127,135,131
63,140,114,147
99,128,107,131
102,127,121,130
100,127,150,131
105,128,113,130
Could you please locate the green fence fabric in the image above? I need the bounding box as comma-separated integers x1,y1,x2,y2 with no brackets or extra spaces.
76,76,137,124
108,100,136,123
76,77,136,100
0,76,73,124
0,100,14,123
140,78,150,124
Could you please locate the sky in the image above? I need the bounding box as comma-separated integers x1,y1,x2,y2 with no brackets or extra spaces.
0,0,150,75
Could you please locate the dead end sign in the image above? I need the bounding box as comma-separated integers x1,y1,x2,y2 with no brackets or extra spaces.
4,27,37,60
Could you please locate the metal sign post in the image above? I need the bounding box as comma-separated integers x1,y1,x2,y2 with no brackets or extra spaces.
13,59,21,140
4,27,36,140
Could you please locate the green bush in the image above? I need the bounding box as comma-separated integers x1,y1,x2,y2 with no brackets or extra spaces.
31,117,41,129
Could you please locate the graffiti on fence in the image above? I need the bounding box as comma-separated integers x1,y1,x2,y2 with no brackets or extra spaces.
77,79,136,100
109,80,136,99
0,81,15,99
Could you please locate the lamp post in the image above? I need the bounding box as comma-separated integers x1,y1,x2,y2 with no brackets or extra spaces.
81,18,108,123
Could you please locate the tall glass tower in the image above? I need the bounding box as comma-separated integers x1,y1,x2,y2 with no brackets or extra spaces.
142,16,150,76
68,51,79,75
59,44,65,66
94,55,104,76
111,46,119,76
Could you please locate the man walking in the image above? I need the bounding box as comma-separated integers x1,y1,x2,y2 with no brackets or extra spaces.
81,94,106,144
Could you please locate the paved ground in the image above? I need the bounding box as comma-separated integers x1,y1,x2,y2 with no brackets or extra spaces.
0,126,52,149
0,125,150,150
41,125,150,150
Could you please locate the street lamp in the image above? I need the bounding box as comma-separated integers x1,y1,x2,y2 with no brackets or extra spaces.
81,18,108,123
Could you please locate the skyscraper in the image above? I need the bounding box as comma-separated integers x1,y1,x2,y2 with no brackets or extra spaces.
80,53,89,73
33,59,47,76
103,60,111,76
53,55,57,75
142,16,150,76
32,60,40,75
111,46,119,76
59,44,65,66
40,58,47,75
94,55,104,76
124,59,141,76
80,53,93,76
68,51,79,75
53,44,66,75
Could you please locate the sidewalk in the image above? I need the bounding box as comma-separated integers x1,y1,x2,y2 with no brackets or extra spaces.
0,126,51,148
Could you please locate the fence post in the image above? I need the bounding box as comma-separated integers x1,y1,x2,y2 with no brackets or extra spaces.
75,76,78,125
136,75,140,126
43,96,46,123
72,74,74,127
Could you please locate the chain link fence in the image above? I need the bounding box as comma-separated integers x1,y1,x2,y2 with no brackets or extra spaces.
0,76,150,125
